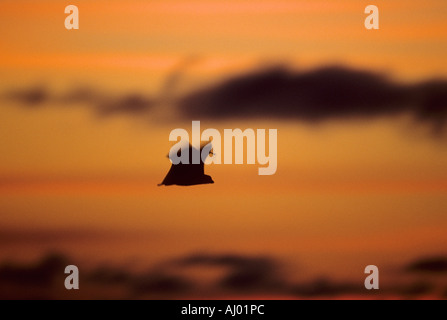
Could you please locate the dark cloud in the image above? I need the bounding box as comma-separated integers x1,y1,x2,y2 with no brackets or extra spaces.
2,56,201,118
0,253,67,288
175,253,285,292
5,86,50,107
132,273,194,296
1,252,446,299
393,281,434,297
178,66,447,133
86,264,193,296
405,256,447,273
4,65,447,135
86,265,132,285
95,94,154,117
3,86,154,117
289,278,362,297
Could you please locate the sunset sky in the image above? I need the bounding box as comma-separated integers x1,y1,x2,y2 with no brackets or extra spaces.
1,0,447,299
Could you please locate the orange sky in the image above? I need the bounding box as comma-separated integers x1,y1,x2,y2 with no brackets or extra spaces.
1,0,447,82
0,0,447,298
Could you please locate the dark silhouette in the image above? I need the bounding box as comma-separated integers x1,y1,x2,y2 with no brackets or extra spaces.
0,253,67,286
179,66,447,134
159,144,214,186
406,256,447,273
5,65,447,134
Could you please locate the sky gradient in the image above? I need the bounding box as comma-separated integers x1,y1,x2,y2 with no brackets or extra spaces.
1,0,447,299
